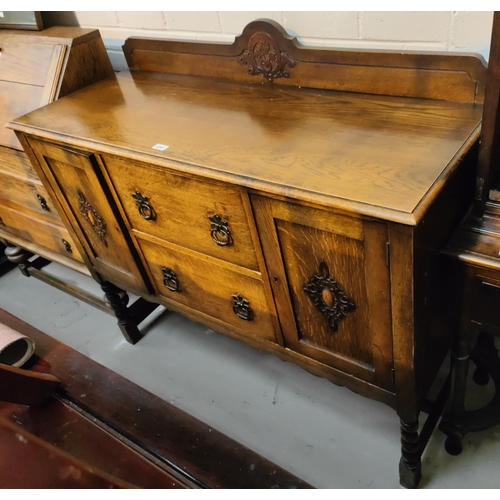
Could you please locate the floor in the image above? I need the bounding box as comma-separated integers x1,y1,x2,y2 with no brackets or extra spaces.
1,262,500,489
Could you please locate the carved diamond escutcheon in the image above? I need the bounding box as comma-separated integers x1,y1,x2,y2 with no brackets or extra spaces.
77,190,108,247
303,261,355,333
239,32,295,82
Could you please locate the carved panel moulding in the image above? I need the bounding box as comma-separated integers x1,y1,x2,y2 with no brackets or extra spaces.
239,32,295,82
77,190,108,247
303,261,355,333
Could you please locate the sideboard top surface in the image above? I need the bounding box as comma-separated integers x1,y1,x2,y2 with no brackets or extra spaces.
10,70,482,224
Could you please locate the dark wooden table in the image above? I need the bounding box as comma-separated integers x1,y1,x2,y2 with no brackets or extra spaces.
0,308,311,489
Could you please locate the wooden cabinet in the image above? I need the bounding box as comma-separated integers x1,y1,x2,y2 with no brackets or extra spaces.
0,27,113,273
8,20,487,488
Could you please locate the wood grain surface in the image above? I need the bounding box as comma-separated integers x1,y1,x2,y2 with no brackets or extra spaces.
10,70,482,223
137,235,277,342
124,19,486,103
103,154,260,270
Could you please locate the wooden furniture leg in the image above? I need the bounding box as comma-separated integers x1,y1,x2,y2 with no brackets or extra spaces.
442,332,472,455
4,243,33,277
399,417,422,488
101,280,143,345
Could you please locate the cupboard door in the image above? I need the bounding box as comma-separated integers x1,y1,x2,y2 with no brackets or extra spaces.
252,196,393,389
27,138,150,294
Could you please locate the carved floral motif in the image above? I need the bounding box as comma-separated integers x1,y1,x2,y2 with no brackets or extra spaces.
239,32,295,82
77,190,108,247
303,261,355,333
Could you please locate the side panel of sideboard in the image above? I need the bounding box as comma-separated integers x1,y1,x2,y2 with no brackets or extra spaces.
411,142,478,408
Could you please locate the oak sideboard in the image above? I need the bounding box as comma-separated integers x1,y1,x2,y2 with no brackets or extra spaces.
8,20,487,487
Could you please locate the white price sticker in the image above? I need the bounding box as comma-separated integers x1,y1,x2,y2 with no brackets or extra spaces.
152,143,169,151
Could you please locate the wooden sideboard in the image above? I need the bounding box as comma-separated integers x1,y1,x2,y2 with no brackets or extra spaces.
0,27,113,279
8,20,487,488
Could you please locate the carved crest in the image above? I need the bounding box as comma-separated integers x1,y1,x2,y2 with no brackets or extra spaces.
304,261,355,333
239,32,295,82
77,190,108,247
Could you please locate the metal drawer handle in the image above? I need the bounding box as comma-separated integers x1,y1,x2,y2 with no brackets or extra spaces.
162,267,180,292
209,214,232,246
132,191,156,221
37,194,50,211
232,294,253,321
61,239,72,253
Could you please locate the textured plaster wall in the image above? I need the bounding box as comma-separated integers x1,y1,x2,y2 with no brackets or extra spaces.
43,11,494,71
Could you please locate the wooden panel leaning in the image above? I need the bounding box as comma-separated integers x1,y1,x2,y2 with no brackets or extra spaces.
8,19,487,488
0,26,114,301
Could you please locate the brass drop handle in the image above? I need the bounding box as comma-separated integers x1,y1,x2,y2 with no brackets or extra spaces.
162,267,180,292
61,239,72,253
132,191,156,221
37,194,50,211
232,294,253,321
209,214,232,246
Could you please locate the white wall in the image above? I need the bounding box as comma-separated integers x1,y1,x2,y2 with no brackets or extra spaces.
46,11,495,71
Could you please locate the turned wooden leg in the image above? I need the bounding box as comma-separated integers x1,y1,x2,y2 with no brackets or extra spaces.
399,418,421,488
101,281,142,345
4,244,33,277
441,334,472,456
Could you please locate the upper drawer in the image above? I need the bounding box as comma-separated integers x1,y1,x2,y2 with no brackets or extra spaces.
102,155,259,271
0,147,38,180
0,170,62,223
0,39,60,86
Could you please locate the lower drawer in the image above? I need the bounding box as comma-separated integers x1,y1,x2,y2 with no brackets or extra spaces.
138,237,277,343
0,204,84,264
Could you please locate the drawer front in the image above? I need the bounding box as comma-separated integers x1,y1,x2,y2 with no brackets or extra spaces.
27,139,150,294
0,170,61,222
103,156,259,271
0,148,38,180
471,277,500,332
0,204,84,263
138,236,277,342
